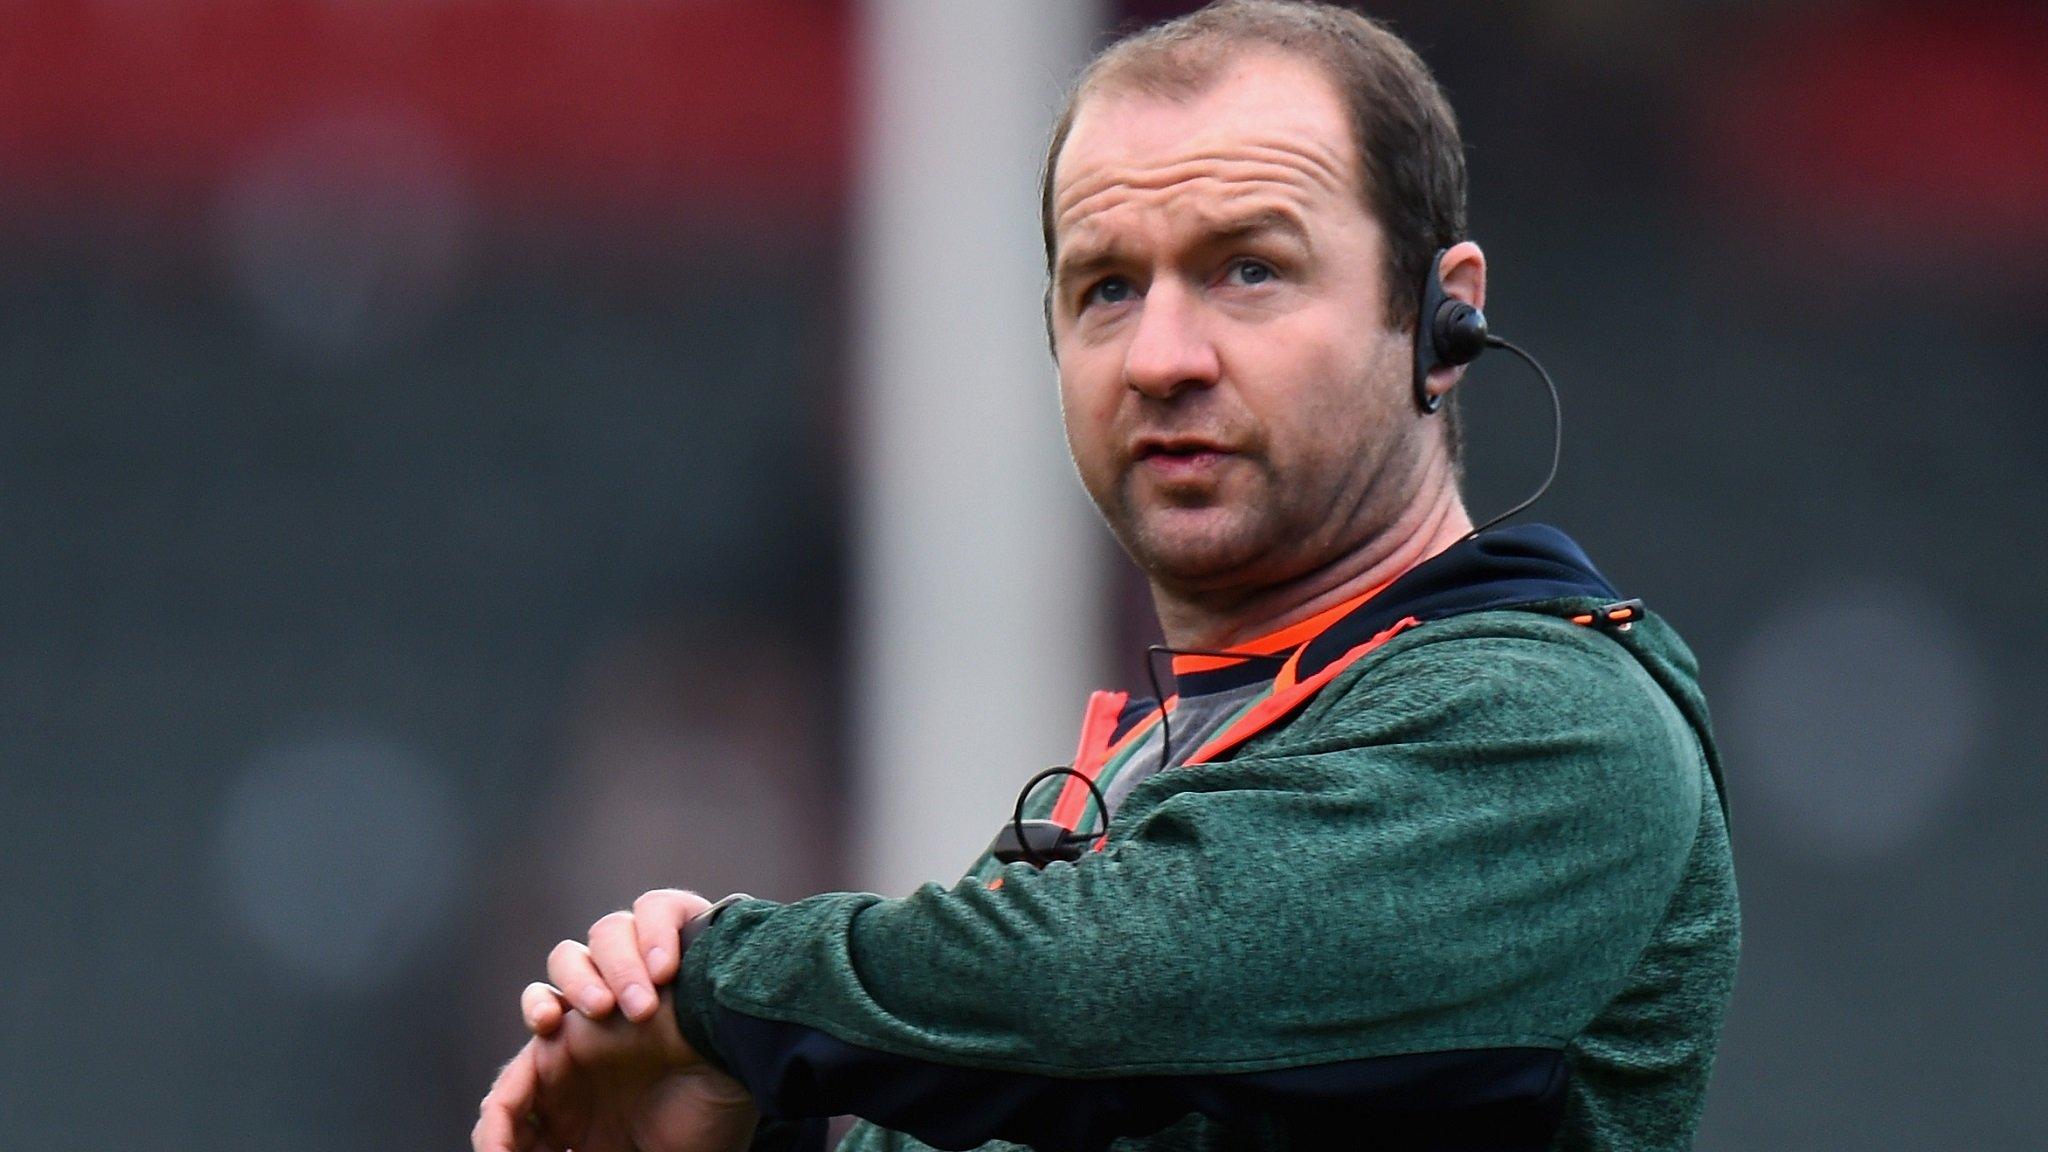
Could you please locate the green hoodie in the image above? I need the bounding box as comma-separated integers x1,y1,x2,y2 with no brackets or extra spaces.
674,527,1739,1151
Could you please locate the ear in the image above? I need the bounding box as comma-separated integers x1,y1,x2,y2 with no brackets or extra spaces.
1042,284,1059,360
1421,241,1488,406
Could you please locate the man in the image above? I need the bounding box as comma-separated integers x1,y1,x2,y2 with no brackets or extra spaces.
475,3,1738,1150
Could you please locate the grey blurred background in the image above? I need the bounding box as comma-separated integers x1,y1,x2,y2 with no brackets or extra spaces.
1,1,2041,1148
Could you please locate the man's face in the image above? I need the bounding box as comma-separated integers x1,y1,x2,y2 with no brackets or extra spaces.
1048,52,1423,598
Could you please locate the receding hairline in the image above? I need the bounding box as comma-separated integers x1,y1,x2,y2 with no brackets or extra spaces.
1046,40,1367,261
1082,34,1308,106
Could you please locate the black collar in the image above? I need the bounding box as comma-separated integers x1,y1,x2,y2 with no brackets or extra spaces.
1170,524,1618,699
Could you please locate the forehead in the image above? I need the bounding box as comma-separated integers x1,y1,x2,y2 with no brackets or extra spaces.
1052,50,1360,245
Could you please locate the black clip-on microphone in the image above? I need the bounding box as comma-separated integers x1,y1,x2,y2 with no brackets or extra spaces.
991,766,1112,866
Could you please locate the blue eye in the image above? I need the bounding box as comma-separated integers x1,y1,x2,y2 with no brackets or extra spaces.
1086,277,1134,307
1229,259,1274,286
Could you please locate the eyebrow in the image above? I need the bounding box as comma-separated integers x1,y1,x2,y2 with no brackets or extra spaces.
1201,208,1314,253
1053,208,1314,294
1052,245,1133,297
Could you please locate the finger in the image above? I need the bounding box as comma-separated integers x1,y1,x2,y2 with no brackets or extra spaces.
587,910,658,1022
474,1044,544,1152
632,888,712,984
546,938,615,1018
521,981,568,1037
529,1031,595,1148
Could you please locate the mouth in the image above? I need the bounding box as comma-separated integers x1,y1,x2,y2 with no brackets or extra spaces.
1132,436,1236,464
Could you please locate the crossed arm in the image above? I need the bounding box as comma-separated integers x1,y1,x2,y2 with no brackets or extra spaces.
475,629,1706,1152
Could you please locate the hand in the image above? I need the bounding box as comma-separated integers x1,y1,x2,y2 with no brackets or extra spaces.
529,889,714,1031
474,985,758,1152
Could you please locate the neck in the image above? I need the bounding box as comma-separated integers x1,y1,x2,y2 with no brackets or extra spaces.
1152,484,1473,651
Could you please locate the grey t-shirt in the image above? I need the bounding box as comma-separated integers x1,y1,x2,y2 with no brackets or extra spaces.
1099,681,1267,820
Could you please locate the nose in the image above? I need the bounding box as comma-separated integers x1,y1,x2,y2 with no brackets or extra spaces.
1122,279,1219,401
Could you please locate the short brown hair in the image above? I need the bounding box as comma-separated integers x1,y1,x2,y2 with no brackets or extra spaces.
1039,0,1471,455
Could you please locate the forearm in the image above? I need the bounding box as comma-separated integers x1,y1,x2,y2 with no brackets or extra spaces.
674,783,1684,1150
678,774,1665,1075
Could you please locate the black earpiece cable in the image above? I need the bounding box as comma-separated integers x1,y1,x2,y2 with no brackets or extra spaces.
1465,334,1563,538
1143,644,1290,770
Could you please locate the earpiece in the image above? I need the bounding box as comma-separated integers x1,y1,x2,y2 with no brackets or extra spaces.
1405,242,1565,538
1412,247,1489,413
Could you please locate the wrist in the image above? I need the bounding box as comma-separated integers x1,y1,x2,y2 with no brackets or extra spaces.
670,893,760,1079
680,892,754,950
